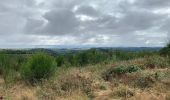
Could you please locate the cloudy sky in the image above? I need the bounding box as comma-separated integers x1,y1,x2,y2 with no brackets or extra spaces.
0,0,169,48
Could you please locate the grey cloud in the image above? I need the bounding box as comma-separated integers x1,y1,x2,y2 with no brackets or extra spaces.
48,0,84,9
0,13,25,35
134,0,170,9
0,0,169,47
42,8,80,35
160,18,170,41
0,0,39,35
113,10,165,33
75,5,99,17
75,9,165,36
25,18,44,34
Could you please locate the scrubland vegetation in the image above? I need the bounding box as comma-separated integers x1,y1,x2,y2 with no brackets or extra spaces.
0,45,170,100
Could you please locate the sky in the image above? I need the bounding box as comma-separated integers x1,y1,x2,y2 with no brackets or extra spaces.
0,0,169,48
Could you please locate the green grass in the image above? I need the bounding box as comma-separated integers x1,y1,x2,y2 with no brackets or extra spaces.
0,54,19,84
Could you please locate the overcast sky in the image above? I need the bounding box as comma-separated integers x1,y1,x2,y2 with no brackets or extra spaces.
0,0,169,48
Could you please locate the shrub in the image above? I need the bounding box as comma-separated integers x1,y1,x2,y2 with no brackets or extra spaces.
113,86,134,98
126,65,141,73
160,43,170,57
56,56,65,67
59,74,93,96
0,54,18,84
163,70,170,79
109,66,127,75
135,76,155,89
144,56,169,69
99,85,107,90
20,52,56,84
40,68,94,100
45,71,94,98
103,65,141,81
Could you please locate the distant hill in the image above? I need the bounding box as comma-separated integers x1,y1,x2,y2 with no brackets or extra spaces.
93,47,162,52
0,47,162,56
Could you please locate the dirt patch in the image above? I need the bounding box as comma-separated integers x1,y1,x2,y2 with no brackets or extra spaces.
94,89,112,100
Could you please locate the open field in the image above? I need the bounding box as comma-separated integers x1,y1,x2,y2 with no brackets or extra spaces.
0,47,170,100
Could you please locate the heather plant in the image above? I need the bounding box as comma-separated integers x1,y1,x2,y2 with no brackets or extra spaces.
135,76,155,89
103,65,141,81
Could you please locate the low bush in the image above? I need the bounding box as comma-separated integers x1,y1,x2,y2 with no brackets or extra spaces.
126,65,141,73
144,56,169,69
163,70,170,80
20,52,56,84
113,86,134,98
103,65,141,81
99,85,107,90
135,76,155,89
44,71,94,98
60,74,93,97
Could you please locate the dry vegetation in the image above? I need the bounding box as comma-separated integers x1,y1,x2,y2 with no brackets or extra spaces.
0,47,170,100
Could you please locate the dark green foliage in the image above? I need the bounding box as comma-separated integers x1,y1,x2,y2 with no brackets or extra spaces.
114,50,134,60
20,52,56,84
112,65,140,75
126,65,141,73
55,49,155,67
103,65,141,81
0,54,8,75
99,85,107,90
160,43,170,57
113,50,156,61
55,49,114,67
0,54,20,84
0,48,153,68
160,42,170,66
0,48,158,68
154,72,161,80
56,56,65,67
76,52,89,66
74,49,110,66
110,66,127,75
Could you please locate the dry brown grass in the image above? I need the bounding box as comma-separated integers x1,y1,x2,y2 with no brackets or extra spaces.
36,68,95,99
0,80,37,100
0,57,170,100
